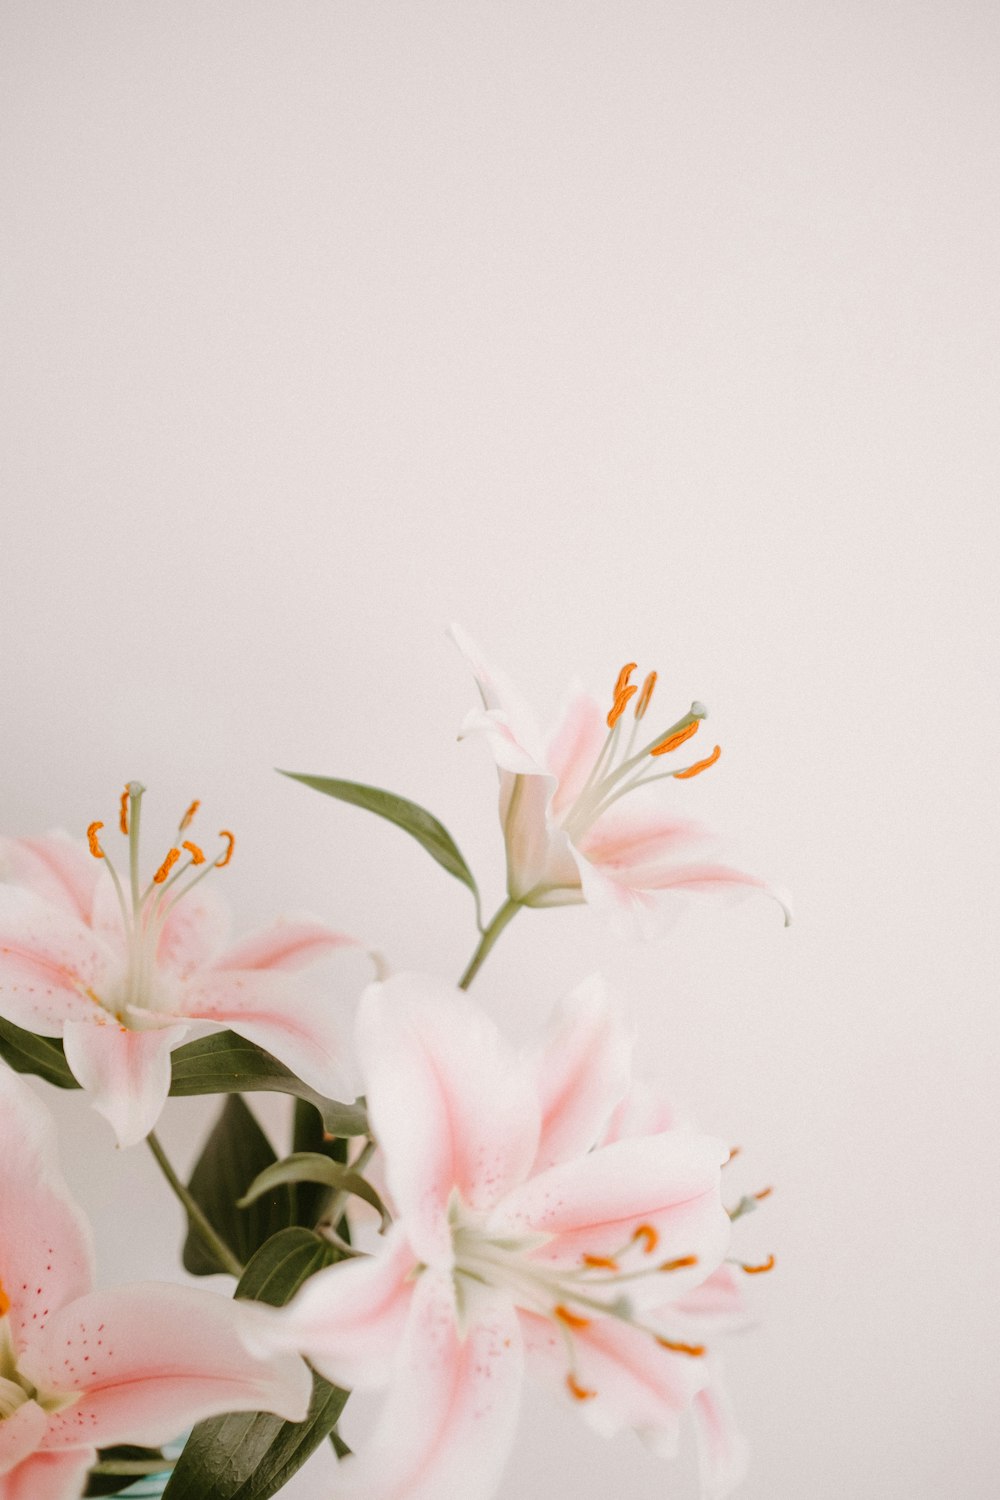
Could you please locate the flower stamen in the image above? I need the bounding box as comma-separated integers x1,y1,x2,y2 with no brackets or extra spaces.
566,1373,597,1402
581,1254,620,1271
650,719,700,757
119,788,130,835
674,745,722,779
656,1336,706,1357
0,1280,9,1318
738,1254,776,1275
659,1255,699,1273
634,671,657,719
613,662,638,697
179,800,200,833
153,848,181,884
181,840,205,865
632,1224,659,1255
554,1304,591,1330
606,684,638,729
215,831,235,868
86,822,105,859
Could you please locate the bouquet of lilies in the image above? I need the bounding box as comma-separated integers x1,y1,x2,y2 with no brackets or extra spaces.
0,629,787,1500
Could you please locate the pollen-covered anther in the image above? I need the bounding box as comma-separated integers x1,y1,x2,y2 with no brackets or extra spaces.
656,1336,706,1357
613,661,638,697
119,788,130,835
86,822,105,859
566,1373,597,1402
631,1223,659,1255
650,718,700,757
179,799,201,833
659,1255,698,1273
740,1254,776,1275
606,683,638,729
582,1253,620,1271
215,830,235,868
754,1186,774,1201
634,670,657,719
181,840,206,866
0,1279,10,1317
153,848,181,884
674,744,722,780
725,1146,742,1165
554,1304,591,1330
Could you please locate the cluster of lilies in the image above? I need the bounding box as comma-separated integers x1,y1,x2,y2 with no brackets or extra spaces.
0,630,786,1500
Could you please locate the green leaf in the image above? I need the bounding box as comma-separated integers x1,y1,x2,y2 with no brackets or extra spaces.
0,1017,79,1089
239,1153,390,1232
280,771,482,924
183,1097,295,1277
290,1099,350,1234
163,1230,348,1500
169,1031,368,1136
85,1447,170,1496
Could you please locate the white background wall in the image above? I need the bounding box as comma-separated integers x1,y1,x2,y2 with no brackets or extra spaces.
2,4,998,1497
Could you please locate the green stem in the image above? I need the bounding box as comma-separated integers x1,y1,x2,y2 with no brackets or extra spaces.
146,1129,245,1278
322,1138,378,1232
458,897,521,989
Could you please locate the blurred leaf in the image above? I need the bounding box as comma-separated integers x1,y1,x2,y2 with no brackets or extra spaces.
290,1099,349,1234
183,1096,294,1276
280,771,482,923
0,1017,78,1088
84,1447,169,1496
163,1229,348,1500
169,1031,368,1136
239,1152,389,1232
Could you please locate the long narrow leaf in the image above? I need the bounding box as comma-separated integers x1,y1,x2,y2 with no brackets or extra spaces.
239,1152,389,1232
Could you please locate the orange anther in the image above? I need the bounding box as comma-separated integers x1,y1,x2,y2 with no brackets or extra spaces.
606,684,638,729
179,799,201,832
215,830,235,868
181,840,205,865
613,662,638,697
0,1279,10,1317
656,1336,706,1357
632,1224,659,1255
754,1186,774,1201
674,744,722,779
659,1255,698,1273
554,1304,591,1330
650,719,700,757
119,788,129,835
740,1254,776,1275
153,848,181,884
726,1146,742,1164
566,1374,597,1402
87,822,105,859
582,1254,620,1271
634,671,657,719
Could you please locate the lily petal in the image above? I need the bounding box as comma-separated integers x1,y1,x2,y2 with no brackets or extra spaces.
333,1270,523,1500
499,772,576,904
21,1283,311,1450
1,1447,95,1500
545,691,607,818
527,976,634,1173
356,974,540,1266
521,1309,707,1458
253,1224,417,1391
692,1378,751,1500
449,623,548,773
214,918,361,973
0,1069,94,1346
0,1401,48,1479
62,1019,188,1149
0,834,99,925
178,970,345,1099
0,888,117,1035
493,1133,732,1300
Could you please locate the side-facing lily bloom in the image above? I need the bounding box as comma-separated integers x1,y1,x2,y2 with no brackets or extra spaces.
254,973,737,1500
0,1065,311,1500
0,782,360,1146
450,624,791,939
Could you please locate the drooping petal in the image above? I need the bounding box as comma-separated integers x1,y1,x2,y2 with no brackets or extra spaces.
62,1019,188,1148
668,1266,749,1333
214,917,361,973
356,974,540,1267
449,623,549,774
0,1400,48,1478
332,1270,523,1500
520,1309,707,1458
0,888,118,1036
0,834,100,925
526,976,634,1173
0,1069,94,1348
177,970,345,1099
251,1224,417,1391
692,1376,751,1500
493,1132,731,1301
545,691,607,818
20,1283,311,1450
1,1448,95,1500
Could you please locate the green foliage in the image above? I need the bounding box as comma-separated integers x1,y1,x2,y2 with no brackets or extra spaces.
163,1230,349,1500
183,1096,295,1276
84,1447,170,1496
279,771,482,924
239,1152,389,1232
169,1030,368,1136
0,1017,78,1088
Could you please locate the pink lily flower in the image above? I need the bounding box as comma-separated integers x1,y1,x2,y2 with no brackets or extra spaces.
450,624,791,939
0,1065,311,1500
255,973,738,1500
0,782,360,1146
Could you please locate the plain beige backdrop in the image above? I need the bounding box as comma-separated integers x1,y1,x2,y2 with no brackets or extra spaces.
2,3,998,1497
